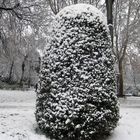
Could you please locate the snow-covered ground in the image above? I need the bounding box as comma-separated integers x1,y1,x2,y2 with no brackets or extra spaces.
0,90,140,140
0,90,47,140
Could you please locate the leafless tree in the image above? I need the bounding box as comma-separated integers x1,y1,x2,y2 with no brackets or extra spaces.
113,0,140,96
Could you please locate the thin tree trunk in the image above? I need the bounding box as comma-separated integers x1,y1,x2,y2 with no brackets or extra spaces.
8,60,14,82
74,0,78,4
20,55,28,85
116,0,132,97
118,60,124,97
28,61,31,88
20,61,25,85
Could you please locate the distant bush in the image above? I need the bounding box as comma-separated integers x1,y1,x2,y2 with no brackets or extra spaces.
0,81,18,90
0,80,30,90
36,4,119,140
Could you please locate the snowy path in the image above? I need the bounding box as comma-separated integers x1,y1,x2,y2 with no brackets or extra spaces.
0,90,140,140
0,90,47,140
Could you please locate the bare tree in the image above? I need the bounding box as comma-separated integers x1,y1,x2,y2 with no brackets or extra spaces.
0,0,49,86
113,0,140,96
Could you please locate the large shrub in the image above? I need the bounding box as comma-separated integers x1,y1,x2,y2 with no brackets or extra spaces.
36,4,119,140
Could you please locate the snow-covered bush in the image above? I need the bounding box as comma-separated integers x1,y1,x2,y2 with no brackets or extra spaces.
36,4,119,140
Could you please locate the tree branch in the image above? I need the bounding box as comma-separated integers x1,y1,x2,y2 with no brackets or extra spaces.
0,3,20,11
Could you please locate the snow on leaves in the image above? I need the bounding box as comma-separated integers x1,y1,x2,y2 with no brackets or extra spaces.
36,4,119,140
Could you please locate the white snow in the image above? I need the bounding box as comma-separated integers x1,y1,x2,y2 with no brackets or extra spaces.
107,97,140,140
0,90,48,140
0,90,140,140
56,4,108,29
65,118,71,124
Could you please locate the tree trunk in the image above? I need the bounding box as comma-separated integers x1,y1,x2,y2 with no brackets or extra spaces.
74,0,78,4
8,60,14,82
20,61,25,85
118,60,124,97
28,62,31,88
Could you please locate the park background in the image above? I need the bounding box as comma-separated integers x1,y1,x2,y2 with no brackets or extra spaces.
0,0,140,97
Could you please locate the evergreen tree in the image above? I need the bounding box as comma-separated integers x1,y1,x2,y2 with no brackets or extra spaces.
36,4,119,140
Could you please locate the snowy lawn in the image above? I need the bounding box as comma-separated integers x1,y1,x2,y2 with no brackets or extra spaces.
0,90,140,140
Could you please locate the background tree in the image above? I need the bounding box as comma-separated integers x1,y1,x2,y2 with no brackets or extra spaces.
0,0,49,87
113,0,140,96
0,0,140,91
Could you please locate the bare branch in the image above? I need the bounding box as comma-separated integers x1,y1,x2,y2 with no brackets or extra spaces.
0,3,20,11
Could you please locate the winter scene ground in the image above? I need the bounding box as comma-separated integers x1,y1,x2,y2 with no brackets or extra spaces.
0,90,140,140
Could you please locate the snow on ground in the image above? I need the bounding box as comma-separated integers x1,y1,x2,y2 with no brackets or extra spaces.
0,90,140,140
108,107,140,140
0,90,48,140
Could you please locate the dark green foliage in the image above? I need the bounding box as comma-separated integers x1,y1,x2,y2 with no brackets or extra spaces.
36,4,119,140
